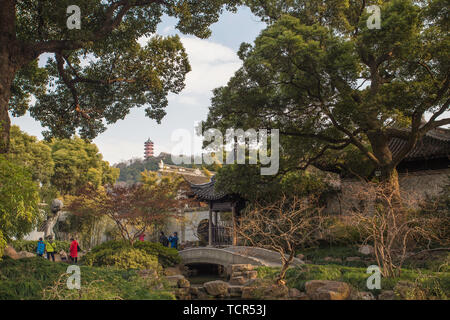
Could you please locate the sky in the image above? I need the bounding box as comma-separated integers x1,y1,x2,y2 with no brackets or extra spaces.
11,7,266,165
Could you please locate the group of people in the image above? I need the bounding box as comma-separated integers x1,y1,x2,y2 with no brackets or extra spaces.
159,231,179,250
35,232,178,263
36,237,80,263
138,231,179,249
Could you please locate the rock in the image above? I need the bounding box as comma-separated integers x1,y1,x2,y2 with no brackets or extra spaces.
305,280,351,300
196,287,210,300
177,278,190,288
139,269,158,279
165,275,186,287
378,290,397,300
229,285,243,297
16,251,35,259
289,288,302,298
245,278,265,287
356,291,376,300
4,246,19,259
59,250,69,261
230,276,246,285
189,287,199,296
203,280,229,297
175,287,191,300
229,264,254,274
358,245,374,255
346,256,362,262
288,288,309,300
324,257,342,263
296,293,310,300
263,284,289,299
164,267,183,276
241,286,258,299
244,271,258,279
51,199,64,213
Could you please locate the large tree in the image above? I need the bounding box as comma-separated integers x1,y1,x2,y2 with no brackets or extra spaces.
0,0,241,153
67,170,184,245
9,125,54,185
204,0,449,192
50,136,119,195
0,156,40,256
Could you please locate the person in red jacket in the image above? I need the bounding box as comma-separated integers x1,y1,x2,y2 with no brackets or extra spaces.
69,238,80,263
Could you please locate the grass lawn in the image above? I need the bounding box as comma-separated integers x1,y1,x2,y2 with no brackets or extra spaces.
0,256,175,300
256,246,450,299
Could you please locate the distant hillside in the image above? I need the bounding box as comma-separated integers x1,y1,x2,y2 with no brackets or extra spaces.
114,153,198,184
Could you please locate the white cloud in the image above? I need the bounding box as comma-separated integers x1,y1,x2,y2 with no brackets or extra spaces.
180,37,241,94
138,35,242,95
161,26,175,35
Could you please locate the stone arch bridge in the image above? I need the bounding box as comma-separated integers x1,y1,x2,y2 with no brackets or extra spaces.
179,246,304,273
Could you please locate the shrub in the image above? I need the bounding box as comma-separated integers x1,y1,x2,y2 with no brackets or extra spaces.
103,248,159,270
0,256,174,300
82,241,180,268
11,240,71,253
321,217,364,246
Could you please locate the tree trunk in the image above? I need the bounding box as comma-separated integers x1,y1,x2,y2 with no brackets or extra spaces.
0,0,18,154
367,132,401,197
276,250,294,284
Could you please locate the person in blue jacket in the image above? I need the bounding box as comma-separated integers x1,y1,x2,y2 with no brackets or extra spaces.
168,232,179,250
36,238,45,257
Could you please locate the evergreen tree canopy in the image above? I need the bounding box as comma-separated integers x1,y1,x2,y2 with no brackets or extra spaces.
204,0,449,188
1,0,242,152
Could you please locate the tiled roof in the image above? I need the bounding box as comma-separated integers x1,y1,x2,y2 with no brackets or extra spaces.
389,128,450,161
189,176,228,201
182,174,211,185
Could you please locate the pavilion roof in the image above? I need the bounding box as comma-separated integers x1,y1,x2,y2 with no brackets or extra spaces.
189,176,228,201
389,127,450,161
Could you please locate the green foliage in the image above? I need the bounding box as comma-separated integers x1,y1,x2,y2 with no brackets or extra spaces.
82,241,180,268
116,155,175,184
394,275,448,300
215,164,334,203
49,136,119,195
115,153,204,184
321,217,366,246
10,240,71,254
0,256,174,300
8,125,54,185
7,0,242,142
204,0,449,181
0,156,41,252
102,248,159,270
301,246,362,262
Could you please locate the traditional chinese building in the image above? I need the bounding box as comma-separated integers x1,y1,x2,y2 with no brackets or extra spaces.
188,176,246,247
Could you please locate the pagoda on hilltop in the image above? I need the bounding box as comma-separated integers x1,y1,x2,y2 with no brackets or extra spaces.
144,138,154,159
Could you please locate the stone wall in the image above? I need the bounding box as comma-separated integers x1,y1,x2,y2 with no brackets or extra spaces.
325,169,450,215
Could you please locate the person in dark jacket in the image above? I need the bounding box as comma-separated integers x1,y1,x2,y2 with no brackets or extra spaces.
168,232,179,250
159,231,169,247
36,238,45,257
